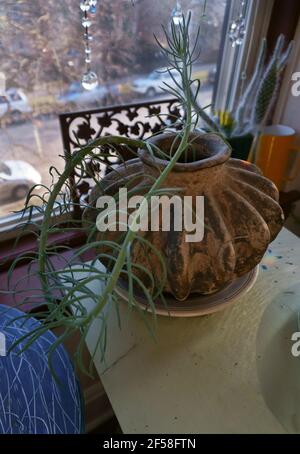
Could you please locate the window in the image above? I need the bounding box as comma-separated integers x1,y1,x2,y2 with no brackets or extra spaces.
0,0,267,229
214,0,274,111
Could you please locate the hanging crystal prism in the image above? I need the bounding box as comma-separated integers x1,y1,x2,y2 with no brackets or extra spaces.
80,1,98,90
82,18,92,28
172,1,184,26
228,0,247,48
228,17,246,47
84,33,93,41
81,71,98,90
89,0,97,15
80,1,90,12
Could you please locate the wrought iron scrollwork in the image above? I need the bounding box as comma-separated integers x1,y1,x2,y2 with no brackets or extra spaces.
59,98,183,217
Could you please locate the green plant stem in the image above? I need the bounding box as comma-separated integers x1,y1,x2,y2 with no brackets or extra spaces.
38,136,144,288
38,122,192,326
191,94,222,133
37,17,196,328
84,126,192,325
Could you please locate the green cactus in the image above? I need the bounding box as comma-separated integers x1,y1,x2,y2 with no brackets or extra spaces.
253,59,279,126
250,34,293,131
234,38,267,135
189,35,293,138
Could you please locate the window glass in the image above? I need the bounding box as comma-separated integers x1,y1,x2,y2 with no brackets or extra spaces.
0,0,227,218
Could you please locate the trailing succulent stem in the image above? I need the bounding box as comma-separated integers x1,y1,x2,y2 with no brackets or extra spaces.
5,13,211,374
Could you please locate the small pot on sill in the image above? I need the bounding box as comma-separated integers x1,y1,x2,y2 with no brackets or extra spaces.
83,131,284,301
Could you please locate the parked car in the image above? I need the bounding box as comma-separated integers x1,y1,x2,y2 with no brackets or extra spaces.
0,88,32,122
0,160,41,201
131,68,181,98
131,65,213,98
57,82,110,107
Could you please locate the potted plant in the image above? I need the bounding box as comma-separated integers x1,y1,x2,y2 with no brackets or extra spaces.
6,14,284,371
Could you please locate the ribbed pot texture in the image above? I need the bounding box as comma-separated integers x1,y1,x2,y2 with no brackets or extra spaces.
83,131,284,301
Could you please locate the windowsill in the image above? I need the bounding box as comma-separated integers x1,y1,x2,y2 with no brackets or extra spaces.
0,229,86,269
0,228,94,311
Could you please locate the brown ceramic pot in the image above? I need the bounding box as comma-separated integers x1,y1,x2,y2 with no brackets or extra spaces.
83,131,284,301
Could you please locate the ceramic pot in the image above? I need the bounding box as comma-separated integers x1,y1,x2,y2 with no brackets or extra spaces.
83,131,284,301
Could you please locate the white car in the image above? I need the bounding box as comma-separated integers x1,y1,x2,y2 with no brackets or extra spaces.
57,82,110,107
0,160,41,201
0,88,32,121
131,68,181,98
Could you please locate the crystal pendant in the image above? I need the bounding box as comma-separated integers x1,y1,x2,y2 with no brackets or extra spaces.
89,4,97,14
84,33,93,41
172,4,184,26
89,0,97,5
85,48,91,54
80,1,90,12
82,18,92,28
85,56,91,64
81,71,98,90
228,17,246,47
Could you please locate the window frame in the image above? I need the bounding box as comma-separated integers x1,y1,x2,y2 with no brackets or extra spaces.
0,0,276,242
213,0,275,113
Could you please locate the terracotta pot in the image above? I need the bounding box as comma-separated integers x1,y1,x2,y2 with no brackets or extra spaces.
83,131,284,301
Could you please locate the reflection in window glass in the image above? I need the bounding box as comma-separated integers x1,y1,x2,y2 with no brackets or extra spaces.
0,0,227,217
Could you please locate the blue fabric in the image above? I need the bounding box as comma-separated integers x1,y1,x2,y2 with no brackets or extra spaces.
0,305,84,434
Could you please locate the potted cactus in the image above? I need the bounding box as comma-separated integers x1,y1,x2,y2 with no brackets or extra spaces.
193,34,293,160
